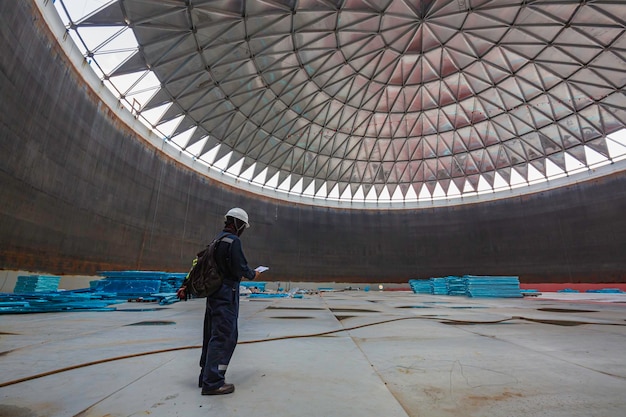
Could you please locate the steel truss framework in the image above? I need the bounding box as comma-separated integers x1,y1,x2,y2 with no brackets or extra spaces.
53,0,626,205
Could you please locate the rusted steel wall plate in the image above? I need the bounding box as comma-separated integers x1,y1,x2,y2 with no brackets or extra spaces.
1,2,626,284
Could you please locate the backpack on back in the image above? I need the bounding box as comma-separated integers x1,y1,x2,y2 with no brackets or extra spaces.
183,235,233,298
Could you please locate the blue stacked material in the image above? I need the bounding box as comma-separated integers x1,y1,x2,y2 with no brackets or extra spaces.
446,276,467,296
558,288,579,293
96,271,187,296
430,277,448,295
13,275,61,293
2,271,188,313
464,275,522,298
408,279,432,294
150,293,181,304
92,279,162,296
0,291,123,314
159,274,187,293
0,294,30,309
240,281,266,292
249,293,289,298
586,288,624,293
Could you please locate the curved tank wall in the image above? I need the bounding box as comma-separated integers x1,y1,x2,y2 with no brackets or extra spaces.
1,1,626,284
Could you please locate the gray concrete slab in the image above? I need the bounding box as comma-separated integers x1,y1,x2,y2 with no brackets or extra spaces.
1,291,626,417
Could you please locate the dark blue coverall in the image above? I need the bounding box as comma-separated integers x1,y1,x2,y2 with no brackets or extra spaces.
199,230,256,391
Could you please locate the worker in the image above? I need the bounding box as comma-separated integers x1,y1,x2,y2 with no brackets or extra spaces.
198,207,260,395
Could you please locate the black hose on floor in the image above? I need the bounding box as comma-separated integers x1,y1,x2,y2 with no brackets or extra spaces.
0,315,514,388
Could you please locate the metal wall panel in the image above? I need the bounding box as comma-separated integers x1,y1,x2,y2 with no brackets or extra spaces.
1,1,626,283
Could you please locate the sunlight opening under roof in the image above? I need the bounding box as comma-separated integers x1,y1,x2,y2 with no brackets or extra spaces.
545,159,566,179
228,158,245,177
186,137,208,158
291,178,303,195
352,186,365,201
239,164,256,182
171,127,196,149
510,169,527,188
564,153,586,174
328,184,340,199
303,181,316,197
265,172,279,189
340,186,352,200
418,185,431,200
527,165,544,183
315,183,328,199
278,176,291,192
493,172,508,190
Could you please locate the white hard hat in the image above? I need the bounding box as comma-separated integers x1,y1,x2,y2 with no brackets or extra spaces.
225,207,250,228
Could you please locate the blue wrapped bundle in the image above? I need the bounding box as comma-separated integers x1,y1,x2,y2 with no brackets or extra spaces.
464,275,522,298
13,275,61,293
96,271,187,295
430,277,448,295
446,276,467,296
408,279,432,294
240,281,266,292
586,288,624,293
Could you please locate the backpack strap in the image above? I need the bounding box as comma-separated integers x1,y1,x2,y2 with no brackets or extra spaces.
214,233,234,278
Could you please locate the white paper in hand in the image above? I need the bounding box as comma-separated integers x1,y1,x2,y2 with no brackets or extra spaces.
255,266,269,273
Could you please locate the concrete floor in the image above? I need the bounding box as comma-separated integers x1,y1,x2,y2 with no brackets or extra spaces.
1,290,626,417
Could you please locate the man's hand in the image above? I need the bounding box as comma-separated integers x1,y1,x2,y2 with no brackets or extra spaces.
254,270,260,280
176,286,187,301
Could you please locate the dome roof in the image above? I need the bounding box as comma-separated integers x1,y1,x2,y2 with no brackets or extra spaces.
54,0,626,206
